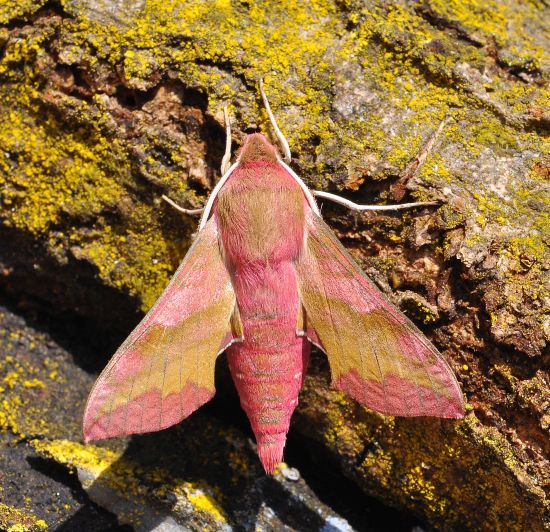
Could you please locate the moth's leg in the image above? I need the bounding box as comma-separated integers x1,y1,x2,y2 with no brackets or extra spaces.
311,190,438,212
162,195,205,215
391,117,448,201
259,78,292,163
162,105,230,216
312,117,448,212
220,105,232,175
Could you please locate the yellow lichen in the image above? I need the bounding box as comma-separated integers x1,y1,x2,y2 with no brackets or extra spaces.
179,485,227,524
31,439,124,478
32,439,228,524
0,1,47,25
0,350,50,438
428,0,546,65
0,503,48,532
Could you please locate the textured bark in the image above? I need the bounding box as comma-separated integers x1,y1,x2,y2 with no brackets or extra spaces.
0,1,548,530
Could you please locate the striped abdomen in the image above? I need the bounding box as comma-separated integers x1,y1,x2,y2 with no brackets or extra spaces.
226,319,309,472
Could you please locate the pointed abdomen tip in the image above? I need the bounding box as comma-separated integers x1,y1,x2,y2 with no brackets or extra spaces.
257,438,286,475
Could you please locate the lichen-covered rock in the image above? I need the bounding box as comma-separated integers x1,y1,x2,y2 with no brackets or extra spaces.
0,1,548,530
0,302,359,530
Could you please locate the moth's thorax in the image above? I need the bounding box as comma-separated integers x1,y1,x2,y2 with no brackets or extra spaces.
215,159,307,268
237,133,280,165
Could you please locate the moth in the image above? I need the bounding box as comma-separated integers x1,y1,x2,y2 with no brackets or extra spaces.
83,81,464,473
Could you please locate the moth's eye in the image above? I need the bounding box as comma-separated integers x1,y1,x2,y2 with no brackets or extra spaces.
244,126,262,134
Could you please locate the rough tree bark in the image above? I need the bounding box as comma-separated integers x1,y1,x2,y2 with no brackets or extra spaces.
0,1,548,530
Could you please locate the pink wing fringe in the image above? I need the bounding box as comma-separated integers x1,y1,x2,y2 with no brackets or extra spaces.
84,383,214,441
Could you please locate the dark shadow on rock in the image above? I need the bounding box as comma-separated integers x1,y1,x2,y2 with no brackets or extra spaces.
28,456,129,532
0,226,143,373
284,431,423,532
55,507,132,532
286,350,423,532
27,455,88,500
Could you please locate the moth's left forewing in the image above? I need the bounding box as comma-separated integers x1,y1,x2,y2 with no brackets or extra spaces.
84,218,239,441
296,212,464,418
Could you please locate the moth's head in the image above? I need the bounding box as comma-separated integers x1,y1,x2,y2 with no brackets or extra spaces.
237,133,280,165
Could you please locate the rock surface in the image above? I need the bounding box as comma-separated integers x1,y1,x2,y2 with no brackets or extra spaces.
0,1,548,530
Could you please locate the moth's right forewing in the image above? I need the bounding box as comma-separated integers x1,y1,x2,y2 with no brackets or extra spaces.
296,213,464,418
83,217,239,441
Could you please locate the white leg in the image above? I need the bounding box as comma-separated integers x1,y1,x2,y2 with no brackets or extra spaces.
259,78,292,163
220,105,232,175
314,117,448,212
311,190,438,211
162,195,205,215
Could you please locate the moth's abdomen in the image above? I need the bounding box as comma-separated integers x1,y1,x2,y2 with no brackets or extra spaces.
224,260,308,473
226,322,309,473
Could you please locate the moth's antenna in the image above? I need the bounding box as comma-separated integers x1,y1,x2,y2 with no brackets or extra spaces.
220,105,232,175
259,78,292,163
